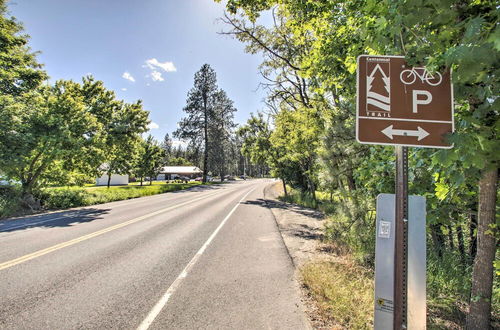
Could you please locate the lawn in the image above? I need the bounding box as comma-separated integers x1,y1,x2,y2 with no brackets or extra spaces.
0,181,205,218
39,181,202,209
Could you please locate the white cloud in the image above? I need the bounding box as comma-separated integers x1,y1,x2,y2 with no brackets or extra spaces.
121,88,127,91
148,122,159,130
144,58,177,72
151,71,164,82
122,71,135,82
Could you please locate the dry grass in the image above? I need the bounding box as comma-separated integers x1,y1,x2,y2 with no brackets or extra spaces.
300,259,374,329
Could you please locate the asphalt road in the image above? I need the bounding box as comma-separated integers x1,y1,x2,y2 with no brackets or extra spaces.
0,180,309,329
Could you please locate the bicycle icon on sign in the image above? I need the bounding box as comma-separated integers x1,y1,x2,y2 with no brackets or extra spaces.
400,67,442,86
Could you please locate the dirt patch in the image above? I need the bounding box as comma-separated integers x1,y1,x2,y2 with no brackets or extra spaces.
263,182,356,329
264,182,330,266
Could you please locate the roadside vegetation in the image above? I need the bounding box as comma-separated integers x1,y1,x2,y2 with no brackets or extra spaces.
301,259,373,329
38,182,200,210
0,0,265,220
282,186,498,328
225,0,498,327
0,182,201,218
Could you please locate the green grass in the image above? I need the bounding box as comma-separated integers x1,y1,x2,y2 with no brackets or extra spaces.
301,259,374,329
38,181,201,209
0,181,207,218
278,185,499,328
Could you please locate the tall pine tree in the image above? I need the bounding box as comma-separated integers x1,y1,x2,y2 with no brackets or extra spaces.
174,64,236,182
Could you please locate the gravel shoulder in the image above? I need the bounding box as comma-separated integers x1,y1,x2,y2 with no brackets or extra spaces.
263,181,340,329
263,182,329,267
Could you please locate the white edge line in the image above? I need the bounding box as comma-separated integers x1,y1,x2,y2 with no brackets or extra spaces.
136,186,256,330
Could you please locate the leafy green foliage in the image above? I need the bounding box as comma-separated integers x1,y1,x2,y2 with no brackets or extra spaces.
0,0,47,96
220,0,499,326
135,135,164,185
36,182,199,210
0,185,21,218
0,4,152,208
1,80,101,194
168,157,194,166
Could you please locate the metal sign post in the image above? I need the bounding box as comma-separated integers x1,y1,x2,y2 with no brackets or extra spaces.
374,194,426,329
357,55,454,329
394,146,409,328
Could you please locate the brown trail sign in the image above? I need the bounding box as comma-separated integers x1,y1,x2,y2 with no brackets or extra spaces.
357,55,454,330
357,55,454,148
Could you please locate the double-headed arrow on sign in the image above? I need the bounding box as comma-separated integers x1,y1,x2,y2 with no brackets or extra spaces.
381,125,429,141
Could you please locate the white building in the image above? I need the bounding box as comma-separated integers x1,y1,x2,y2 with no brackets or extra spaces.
96,174,129,186
156,166,203,180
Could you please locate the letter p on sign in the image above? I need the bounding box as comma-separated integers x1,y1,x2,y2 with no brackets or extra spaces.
412,90,432,113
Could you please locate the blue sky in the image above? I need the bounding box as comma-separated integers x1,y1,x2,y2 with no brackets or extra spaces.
7,0,270,143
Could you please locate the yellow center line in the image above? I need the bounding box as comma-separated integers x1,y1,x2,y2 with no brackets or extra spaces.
0,189,225,271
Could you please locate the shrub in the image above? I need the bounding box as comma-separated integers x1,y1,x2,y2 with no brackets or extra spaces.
37,188,87,209
323,192,376,266
0,186,22,218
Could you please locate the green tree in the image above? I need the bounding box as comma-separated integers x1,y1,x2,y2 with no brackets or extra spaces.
219,0,499,325
0,0,47,97
209,90,237,180
359,2,499,326
168,157,193,166
135,135,164,186
161,132,173,164
238,112,290,195
100,100,150,188
174,64,219,183
175,64,237,183
271,105,322,203
0,80,101,207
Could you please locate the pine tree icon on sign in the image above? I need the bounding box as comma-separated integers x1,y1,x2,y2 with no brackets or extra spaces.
366,62,391,116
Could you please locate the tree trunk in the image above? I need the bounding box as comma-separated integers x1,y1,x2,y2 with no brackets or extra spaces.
466,167,498,329
309,178,317,207
20,180,40,211
469,211,478,266
21,180,33,196
107,170,112,188
140,177,143,186
312,189,317,207
282,178,288,197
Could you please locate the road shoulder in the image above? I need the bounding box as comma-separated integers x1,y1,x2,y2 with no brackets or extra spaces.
263,181,353,329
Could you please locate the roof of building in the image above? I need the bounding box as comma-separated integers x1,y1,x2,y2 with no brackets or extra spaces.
159,166,202,174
